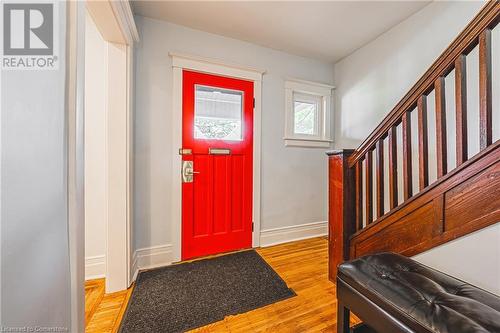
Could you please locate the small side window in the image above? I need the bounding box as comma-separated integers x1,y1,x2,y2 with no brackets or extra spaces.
293,92,321,136
284,79,334,148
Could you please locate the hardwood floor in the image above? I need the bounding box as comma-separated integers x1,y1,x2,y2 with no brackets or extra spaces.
85,237,359,332
85,279,133,333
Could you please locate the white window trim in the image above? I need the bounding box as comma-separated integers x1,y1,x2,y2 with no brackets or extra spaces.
284,78,335,148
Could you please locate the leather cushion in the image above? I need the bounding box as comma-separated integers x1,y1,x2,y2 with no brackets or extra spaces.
338,252,500,333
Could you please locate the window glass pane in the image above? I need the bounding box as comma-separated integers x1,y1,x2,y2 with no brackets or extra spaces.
194,85,243,140
294,100,317,135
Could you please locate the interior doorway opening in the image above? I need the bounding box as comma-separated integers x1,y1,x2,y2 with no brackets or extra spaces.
83,1,138,299
84,9,107,283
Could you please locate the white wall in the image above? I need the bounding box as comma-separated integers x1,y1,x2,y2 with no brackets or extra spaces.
334,1,500,295
133,16,335,252
84,12,108,279
1,1,73,329
414,224,500,295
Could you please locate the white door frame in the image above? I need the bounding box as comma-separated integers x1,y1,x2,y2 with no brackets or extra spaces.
170,52,265,262
67,2,86,331
85,0,138,292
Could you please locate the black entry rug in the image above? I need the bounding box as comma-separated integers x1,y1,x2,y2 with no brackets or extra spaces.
119,250,296,333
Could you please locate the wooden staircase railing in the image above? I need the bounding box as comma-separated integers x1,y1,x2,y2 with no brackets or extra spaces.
327,1,500,281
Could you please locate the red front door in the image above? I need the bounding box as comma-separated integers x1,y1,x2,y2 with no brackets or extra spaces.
181,70,253,260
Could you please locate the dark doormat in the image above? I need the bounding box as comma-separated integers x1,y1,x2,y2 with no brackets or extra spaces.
119,250,296,333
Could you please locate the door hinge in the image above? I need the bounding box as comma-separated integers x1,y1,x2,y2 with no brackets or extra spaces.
252,222,254,232
253,98,255,108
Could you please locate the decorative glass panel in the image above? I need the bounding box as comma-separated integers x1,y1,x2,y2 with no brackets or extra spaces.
294,100,317,135
194,85,243,140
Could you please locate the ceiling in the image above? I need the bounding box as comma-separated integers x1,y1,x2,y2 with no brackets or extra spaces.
131,1,431,63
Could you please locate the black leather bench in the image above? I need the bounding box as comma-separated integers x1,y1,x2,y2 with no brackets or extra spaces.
337,252,500,333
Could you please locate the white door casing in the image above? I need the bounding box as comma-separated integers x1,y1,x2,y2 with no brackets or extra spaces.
170,53,265,262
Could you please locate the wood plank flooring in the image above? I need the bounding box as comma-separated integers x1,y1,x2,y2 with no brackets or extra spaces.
85,279,133,333
85,237,359,332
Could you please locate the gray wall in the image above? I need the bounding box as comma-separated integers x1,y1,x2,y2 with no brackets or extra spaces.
334,1,500,295
133,16,335,251
1,1,72,329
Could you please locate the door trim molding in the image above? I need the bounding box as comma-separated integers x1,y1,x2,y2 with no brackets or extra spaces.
170,52,265,82
86,0,139,44
170,53,264,262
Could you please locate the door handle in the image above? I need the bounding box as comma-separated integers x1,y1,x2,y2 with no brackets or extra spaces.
182,160,200,183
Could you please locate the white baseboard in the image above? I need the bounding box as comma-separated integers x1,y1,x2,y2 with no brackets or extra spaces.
129,222,326,282
260,221,328,247
85,255,106,280
131,244,173,282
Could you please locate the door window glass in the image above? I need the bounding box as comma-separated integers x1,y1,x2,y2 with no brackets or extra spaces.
194,85,243,140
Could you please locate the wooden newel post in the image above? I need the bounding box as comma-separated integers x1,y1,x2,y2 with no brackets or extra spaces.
326,149,356,282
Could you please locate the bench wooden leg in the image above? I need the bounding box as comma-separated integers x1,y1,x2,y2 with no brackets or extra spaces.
337,301,350,333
